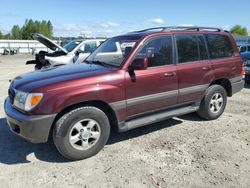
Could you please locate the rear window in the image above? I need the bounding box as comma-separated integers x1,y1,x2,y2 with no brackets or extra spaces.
206,34,233,59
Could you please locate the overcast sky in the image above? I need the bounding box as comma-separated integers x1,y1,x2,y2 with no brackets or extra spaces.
0,0,249,37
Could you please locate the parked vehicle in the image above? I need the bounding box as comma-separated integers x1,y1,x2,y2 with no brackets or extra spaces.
2,48,17,55
26,33,106,70
5,26,244,160
238,44,250,83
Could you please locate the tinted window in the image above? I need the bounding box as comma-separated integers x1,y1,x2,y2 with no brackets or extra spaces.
206,34,233,59
248,46,250,51
136,36,173,67
176,35,208,63
197,36,208,60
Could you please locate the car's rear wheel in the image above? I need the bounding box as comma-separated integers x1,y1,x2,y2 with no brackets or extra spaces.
197,85,227,120
245,74,250,84
53,106,110,160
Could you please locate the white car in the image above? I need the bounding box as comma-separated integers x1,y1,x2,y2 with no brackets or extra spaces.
26,33,106,69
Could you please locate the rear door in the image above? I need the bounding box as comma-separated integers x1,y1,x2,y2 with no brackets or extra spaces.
175,34,214,104
125,35,178,118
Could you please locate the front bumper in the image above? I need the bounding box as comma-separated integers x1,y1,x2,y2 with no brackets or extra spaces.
4,97,57,143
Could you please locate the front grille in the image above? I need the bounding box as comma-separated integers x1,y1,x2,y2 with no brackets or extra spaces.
8,86,16,104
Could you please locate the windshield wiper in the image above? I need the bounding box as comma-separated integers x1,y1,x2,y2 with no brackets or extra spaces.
91,60,110,67
84,60,116,67
84,60,92,64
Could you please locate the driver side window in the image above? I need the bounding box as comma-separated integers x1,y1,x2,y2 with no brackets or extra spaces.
135,36,173,67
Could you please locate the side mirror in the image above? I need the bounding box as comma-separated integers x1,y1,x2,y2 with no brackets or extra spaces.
75,49,81,56
128,58,148,82
128,58,148,71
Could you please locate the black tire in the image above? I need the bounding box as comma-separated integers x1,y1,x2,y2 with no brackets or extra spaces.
53,106,110,160
197,85,227,120
245,75,250,84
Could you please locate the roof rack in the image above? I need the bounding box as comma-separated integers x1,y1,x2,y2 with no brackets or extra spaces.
132,26,225,33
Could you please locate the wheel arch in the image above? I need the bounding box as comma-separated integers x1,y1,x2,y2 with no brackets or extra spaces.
209,78,232,97
49,100,119,139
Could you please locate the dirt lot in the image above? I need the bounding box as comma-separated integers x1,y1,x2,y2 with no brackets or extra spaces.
0,54,249,188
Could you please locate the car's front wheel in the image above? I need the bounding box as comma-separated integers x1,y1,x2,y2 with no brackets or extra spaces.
197,85,227,120
53,106,110,160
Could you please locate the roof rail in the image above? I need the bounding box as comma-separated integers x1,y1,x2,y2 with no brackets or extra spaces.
163,26,224,32
132,26,225,33
130,27,167,33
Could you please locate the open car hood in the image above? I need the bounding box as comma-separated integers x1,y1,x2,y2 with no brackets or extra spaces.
33,33,68,54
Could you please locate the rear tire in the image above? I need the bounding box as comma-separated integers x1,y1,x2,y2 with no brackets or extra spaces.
197,85,227,120
245,75,250,84
53,106,110,160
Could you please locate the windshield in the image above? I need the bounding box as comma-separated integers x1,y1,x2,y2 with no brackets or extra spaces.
63,41,81,52
86,36,141,67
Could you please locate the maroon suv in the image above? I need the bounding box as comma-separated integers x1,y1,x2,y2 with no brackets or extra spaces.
4,26,244,160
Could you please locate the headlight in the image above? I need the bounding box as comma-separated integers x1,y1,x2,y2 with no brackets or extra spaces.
13,90,43,111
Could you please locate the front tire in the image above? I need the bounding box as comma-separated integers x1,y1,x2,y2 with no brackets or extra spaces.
197,85,227,120
53,106,110,160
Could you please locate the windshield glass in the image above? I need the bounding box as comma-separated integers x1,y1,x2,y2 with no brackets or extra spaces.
63,41,81,52
86,36,141,67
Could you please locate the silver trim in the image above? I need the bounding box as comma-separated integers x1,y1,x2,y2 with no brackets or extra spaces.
127,90,178,107
118,102,200,132
110,84,208,111
110,100,126,111
179,84,208,96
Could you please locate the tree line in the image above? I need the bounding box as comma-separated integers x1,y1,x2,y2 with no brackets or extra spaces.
0,19,53,40
230,25,248,36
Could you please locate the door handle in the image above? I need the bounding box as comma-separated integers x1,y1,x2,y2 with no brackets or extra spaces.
164,72,176,77
202,66,211,71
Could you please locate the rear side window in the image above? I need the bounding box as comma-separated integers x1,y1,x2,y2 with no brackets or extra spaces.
136,36,173,67
197,36,208,60
248,46,250,51
206,34,233,59
176,35,208,63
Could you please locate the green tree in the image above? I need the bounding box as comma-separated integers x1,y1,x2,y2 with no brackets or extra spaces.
11,25,22,39
39,20,48,37
0,19,54,40
22,19,37,39
47,21,53,38
230,25,248,36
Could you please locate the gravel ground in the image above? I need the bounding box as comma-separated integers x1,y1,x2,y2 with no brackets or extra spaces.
0,54,249,188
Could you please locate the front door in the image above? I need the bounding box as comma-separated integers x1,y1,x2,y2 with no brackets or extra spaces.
125,35,178,119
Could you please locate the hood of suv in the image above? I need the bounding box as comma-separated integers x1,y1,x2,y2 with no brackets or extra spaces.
33,33,68,54
11,63,117,92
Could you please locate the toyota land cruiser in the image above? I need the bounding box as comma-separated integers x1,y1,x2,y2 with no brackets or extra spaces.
4,26,244,160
